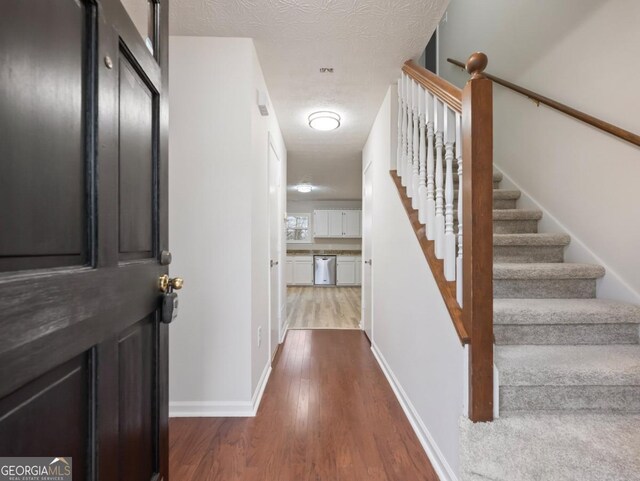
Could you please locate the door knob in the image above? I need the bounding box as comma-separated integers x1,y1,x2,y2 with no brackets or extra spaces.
159,274,184,293
365,259,372,266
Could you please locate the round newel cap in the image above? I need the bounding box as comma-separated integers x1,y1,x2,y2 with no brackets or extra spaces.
466,52,488,78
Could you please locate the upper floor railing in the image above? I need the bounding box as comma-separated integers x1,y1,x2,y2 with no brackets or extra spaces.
392,53,494,422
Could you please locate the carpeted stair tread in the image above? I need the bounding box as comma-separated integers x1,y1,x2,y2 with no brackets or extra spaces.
492,189,521,200
493,233,570,247
493,209,542,220
460,413,640,481
493,263,605,280
496,345,640,386
494,298,640,325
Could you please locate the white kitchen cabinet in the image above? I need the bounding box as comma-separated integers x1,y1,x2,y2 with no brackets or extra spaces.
328,210,344,237
343,210,361,238
288,256,313,285
313,209,362,238
314,210,329,237
355,257,362,285
337,256,356,286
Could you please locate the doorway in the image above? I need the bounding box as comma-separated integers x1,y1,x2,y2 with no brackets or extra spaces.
284,198,363,330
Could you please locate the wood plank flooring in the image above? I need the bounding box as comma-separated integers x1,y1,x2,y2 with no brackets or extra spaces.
287,286,361,329
169,330,439,481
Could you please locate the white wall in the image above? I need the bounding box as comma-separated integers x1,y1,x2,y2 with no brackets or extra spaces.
439,0,640,302
249,46,288,394
286,199,362,251
363,87,465,480
168,36,286,416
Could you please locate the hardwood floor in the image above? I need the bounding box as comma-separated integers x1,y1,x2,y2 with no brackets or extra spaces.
287,286,361,329
169,330,439,481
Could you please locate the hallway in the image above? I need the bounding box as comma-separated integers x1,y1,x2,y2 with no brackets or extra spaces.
286,287,361,329
169,330,438,481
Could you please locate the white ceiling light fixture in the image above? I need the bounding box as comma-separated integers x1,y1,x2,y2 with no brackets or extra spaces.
308,111,341,131
296,183,313,193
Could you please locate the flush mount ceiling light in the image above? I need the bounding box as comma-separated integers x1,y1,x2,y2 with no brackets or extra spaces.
308,111,341,131
296,183,313,193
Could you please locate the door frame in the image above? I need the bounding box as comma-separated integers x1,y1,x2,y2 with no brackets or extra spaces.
362,159,374,340
267,132,283,360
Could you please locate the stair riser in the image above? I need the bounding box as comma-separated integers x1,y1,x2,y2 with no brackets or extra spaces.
494,324,640,345
453,194,517,209
494,278,597,299
500,385,640,413
494,246,565,263
493,220,538,234
453,181,501,189
493,199,518,209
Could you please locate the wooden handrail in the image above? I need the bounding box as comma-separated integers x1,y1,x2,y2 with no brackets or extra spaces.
447,57,640,148
403,60,462,112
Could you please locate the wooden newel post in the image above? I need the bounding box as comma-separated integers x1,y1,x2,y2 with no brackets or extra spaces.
462,52,494,422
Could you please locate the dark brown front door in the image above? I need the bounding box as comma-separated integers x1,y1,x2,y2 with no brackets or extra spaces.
0,1,169,480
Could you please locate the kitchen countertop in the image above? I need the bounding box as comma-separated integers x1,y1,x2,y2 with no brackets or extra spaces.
287,250,361,256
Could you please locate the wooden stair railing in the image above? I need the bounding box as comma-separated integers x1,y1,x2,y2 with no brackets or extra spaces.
448,57,640,148
393,53,494,422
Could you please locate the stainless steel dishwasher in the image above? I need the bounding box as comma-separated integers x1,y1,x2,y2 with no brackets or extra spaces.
314,255,336,286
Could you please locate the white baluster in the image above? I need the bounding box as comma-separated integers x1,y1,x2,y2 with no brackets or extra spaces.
405,78,413,191
406,79,415,197
407,78,413,192
417,87,427,224
425,93,436,239
456,112,463,305
400,74,408,185
396,79,402,173
411,81,420,209
444,107,456,280
434,99,445,258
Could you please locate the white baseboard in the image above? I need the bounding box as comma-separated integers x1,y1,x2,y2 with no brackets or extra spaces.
251,363,272,414
371,342,459,481
169,363,272,418
279,318,289,343
280,303,288,343
169,400,254,417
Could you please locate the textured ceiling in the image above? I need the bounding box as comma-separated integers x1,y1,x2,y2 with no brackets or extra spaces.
170,0,448,200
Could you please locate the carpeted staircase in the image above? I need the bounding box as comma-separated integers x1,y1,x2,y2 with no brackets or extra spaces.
460,171,640,481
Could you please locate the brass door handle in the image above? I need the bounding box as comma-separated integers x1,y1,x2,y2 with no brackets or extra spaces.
159,274,184,293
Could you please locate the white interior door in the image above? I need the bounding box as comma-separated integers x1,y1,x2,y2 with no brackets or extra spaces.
268,138,281,360
362,163,373,339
